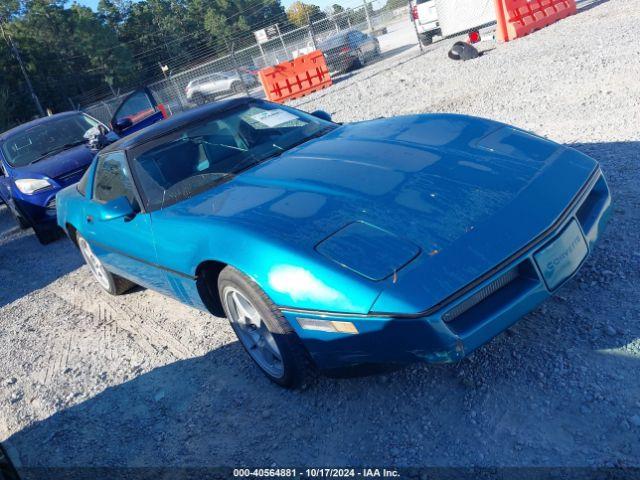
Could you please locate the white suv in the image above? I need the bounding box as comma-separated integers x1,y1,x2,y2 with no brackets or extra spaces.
409,0,441,45
185,72,257,104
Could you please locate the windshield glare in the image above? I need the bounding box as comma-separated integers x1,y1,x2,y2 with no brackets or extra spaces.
1,114,99,167
132,102,335,210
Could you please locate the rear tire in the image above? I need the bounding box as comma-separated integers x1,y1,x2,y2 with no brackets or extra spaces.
421,32,434,46
218,266,314,388
77,232,135,295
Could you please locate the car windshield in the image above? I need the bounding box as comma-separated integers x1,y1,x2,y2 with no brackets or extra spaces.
131,102,336,210
319,34,348,50
1,114,99,167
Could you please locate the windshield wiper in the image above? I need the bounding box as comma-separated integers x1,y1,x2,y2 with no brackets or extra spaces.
186,135,248,152
30,140,88,164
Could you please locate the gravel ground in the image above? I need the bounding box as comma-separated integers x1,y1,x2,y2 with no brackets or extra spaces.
1,0,639,475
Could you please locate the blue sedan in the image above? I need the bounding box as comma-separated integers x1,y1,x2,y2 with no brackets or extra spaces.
56,98,611,387
0,112,114,243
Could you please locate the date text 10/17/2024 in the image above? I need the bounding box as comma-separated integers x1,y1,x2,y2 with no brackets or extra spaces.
233,468,401,478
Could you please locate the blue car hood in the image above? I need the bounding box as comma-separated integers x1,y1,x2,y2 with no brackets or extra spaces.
167,114,597,313
11,144,94,180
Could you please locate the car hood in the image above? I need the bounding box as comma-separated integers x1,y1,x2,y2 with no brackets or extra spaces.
168,114,597,313
11,144,95,181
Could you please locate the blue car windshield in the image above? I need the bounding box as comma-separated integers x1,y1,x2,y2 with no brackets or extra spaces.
131,103,336,211
1,114,100,167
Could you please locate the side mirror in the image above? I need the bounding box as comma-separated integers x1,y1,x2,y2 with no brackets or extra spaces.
311,110,332,122
112,117,133,132
85,124,113,150
99,196,136,221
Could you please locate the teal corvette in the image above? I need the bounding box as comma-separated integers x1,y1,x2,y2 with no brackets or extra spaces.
56,98,611,387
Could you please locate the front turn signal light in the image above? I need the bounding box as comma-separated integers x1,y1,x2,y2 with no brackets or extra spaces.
296,318,359,334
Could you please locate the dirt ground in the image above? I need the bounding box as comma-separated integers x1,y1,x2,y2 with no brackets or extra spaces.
1,0,639,476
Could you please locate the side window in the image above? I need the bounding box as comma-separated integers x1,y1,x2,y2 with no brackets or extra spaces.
77,164,91,196
93,151,134,204
114,91,155,124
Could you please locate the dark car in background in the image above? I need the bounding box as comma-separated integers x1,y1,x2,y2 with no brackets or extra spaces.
318,30,381,73
0,112,115,243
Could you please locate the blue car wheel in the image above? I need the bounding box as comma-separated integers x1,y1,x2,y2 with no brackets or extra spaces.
218,266,314,388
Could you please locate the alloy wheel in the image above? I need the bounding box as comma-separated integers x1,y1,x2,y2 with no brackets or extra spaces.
223,286,284,378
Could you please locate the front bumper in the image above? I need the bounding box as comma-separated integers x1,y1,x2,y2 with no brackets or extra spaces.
325,53,357,73
282,170,612,370
13,165,89,228
14,189,59,227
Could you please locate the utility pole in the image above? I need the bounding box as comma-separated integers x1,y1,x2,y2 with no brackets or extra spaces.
226,39,249,96
275,24,289,59
410,0,424,52
306,8,317,50
0,19,45,117
363,0,373,33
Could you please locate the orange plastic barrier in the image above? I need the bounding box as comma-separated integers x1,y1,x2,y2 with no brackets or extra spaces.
494,0,577,42
259,51,332,103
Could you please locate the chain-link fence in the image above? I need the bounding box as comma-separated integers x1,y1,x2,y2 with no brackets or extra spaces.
82,0,416,124
86,0,582,124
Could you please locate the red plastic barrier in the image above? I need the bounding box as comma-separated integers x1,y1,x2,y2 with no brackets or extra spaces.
259,51,332,103
494,0,577,42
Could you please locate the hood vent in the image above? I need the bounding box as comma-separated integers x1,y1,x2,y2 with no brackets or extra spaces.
315,221,421,281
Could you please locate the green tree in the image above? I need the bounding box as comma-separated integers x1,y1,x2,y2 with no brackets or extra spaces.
0,0,291,127
286,1,324,27
384,0,408,10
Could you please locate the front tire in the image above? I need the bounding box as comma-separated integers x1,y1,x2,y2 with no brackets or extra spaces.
34,224,63,245
218,266,314,388
8,200,30,229
231,81,243,94
353,49,366,69
192,92,206,105
77,233,135,295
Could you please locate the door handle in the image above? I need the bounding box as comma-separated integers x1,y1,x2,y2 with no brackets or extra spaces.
86,215,93,223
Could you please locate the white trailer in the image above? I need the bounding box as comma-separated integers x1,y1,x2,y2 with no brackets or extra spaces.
435,0,496,37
